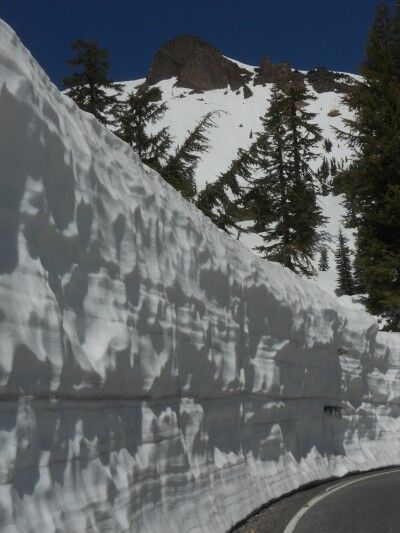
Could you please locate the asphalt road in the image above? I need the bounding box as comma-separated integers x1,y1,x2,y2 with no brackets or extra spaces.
233,467,400,533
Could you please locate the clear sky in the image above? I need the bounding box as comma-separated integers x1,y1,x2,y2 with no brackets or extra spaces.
0,0,391,88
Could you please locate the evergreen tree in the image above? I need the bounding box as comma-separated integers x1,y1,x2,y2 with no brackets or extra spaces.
353,240,367,294
335,1,400,329
335,229,355,296
197,147,253,232
196,180,237,232
330,157,337,176
324,138,333,153
318,157,330,195
318,246,329,271
115,86,172,171
161,111,219,201
63,39,122,125
115,89,218,201
242,84,325,277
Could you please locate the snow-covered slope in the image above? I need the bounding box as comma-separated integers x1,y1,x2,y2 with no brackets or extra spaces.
1,19,400,533
122,61,356,300
122,74,352,191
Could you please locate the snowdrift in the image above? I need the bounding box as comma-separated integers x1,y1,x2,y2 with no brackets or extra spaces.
0,19,400,532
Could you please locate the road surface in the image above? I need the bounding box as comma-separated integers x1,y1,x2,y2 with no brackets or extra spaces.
233,467,400,533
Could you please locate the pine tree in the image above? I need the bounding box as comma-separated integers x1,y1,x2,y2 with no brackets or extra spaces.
241,87,289,247
324,138,333,153
242,84,325,277
115,89,218,201
196,180,237,232
63,40,122,125
115,86,172,171
335,1,400,329
161,111,219,201
330,157,337,176
335,229,355,296
353,241,366,294
318,157,330,195
196,147,253,232
318,246,329,271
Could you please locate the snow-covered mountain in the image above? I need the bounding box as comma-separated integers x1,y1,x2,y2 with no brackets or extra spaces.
121,34,359,300
1,19,400,532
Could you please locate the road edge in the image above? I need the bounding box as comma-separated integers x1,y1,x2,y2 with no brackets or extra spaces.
229,464,400,532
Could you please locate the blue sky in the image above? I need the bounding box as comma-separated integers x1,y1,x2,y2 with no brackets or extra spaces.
0,0,389,87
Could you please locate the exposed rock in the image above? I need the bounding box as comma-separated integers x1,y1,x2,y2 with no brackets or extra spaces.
255,60,353,95
306,67,353,94
243,84,253,99
254,56,306,91
327,109,341,117
146,34,252,92
146,35,354,97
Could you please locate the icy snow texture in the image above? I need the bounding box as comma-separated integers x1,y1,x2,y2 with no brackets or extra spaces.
1,19,400,533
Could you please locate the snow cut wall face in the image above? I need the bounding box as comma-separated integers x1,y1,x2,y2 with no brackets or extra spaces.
0,19,400,533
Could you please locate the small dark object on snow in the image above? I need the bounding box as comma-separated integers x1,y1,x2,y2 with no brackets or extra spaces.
324,405,343,417
338,346,350,355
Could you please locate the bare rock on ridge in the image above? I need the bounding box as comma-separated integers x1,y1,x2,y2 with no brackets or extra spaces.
254,56,306,91
146,35,354,96
146,34,252,92
307,67,354,94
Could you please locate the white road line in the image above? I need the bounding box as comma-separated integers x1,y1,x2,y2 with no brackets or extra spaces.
283,468,400,533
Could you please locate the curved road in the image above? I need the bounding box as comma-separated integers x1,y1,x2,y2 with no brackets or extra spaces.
234,467,400,533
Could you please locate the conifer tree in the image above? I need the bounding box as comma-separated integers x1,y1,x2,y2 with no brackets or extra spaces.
196,180,237,232
324,138,333,153
353,243,366,294
115,86,172,171
197,147,253,232
63,40,122,125
242,84,325,277
330,158,337,176
318,246,329,271
318,157,330,195
161,111,219,201
335,229,355,296
335,1,400,329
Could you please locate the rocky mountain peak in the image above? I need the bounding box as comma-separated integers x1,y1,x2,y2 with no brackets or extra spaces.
146,33,252,92
146,35,353,96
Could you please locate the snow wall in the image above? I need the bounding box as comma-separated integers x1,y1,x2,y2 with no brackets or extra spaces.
1,20,400,532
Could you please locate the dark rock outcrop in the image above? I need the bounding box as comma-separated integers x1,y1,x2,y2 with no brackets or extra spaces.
254,59,353,95
243,85,253,99
254,56,306,91
306,67,353,94
146,35,354,96
146,34,252,92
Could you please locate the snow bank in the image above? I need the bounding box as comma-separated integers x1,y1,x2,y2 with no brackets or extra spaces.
0,19,400,532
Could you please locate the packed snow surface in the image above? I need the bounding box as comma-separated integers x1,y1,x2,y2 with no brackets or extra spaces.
1,19,400,533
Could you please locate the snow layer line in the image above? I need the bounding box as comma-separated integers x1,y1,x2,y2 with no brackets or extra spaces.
0,19,400,532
